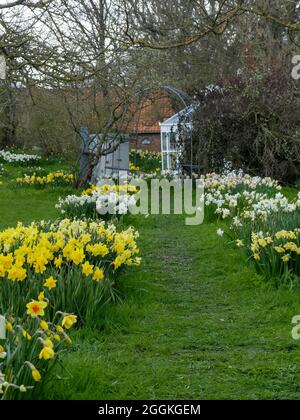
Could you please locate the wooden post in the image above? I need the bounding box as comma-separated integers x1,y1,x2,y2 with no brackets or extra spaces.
79,127,90,182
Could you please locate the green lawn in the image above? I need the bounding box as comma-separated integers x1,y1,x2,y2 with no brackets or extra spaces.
1,164,300,400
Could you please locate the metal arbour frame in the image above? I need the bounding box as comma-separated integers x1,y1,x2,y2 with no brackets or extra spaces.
159,86,194,176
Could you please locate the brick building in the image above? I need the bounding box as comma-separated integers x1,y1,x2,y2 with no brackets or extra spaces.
129,93,175,153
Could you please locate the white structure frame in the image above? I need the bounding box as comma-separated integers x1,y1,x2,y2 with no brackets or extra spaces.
159,106,193,173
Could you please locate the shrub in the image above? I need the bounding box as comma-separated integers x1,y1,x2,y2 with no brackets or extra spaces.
191,60,300,184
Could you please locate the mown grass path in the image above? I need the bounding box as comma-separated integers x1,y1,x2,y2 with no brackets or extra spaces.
1,168,300,399
45,214,300,400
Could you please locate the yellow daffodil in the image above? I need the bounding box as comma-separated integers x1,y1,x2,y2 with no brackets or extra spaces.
56,325,64,333
39,346,55,360
5,322,13,332
258,238,267,248
282,254,291,263
62,314,77,330
38,291,45,301
86,243,109,257
236,239,244,247
70,248,85,265
93,267,104,282
43,276,57,290
22,329,32,341
26,300,47,318
40,320,49,331
32,369,42,382
44,338,54,349
54,255,63,268
82,261,94,277
274,246,285,254
7,266,27,281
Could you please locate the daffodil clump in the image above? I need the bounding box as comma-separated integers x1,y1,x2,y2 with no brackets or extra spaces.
130,149,161,173
248,229,300,281
81,183,139,196
209,170,300,282
16,171,74,187
129,163,141,171
204,171,284,222
0,150,41,165
0,305,76,400
0,219,140,325
56,184,139,219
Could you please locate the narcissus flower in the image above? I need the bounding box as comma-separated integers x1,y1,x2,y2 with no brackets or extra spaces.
5,322,13,332
44,338,54,349
70,248,85,265
258,238,267,248
82,261,94,277
40,320,49,331
38,291,45,301
56,325,64,333
62,314,77,330
93,267,104,282
39,346,55,360
7,266,27,281
22,329,32,340
54,255,63,268
282,254,291,262
26,300,47,318
275,246,285,254
32,369,42,382
0,345,6,359
43,276,57,290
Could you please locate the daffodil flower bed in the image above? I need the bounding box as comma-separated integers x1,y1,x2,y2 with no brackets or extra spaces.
207,171,300,282
249,229,300,282
0,150,41,165
0,305,76,400
56,184,139,220
16,171,74,187
204,171,283,222
0,219,140,326
82,183,139,196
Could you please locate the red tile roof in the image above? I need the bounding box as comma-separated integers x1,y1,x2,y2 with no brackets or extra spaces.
129,93,175,133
